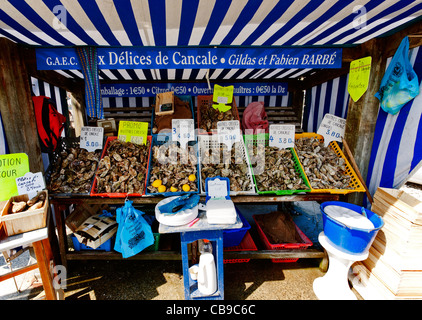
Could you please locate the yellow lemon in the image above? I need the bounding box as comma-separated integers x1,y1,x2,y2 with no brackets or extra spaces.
188,174,196,182
182,184,191,192
157,185,166,193
170,186,178,192
152,179,162,188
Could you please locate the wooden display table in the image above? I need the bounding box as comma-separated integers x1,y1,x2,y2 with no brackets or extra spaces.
51,193,340,268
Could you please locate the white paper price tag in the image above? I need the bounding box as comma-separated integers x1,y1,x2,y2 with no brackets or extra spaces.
207,178,229,198
317,114,346,147
172,119,195,149
269,124,295,149
80,126,104,152
16,172,45,199
217,120,241,150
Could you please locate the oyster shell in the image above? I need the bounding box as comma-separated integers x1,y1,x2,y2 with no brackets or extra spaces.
295,137,352,190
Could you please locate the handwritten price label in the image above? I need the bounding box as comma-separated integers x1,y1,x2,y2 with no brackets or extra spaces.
80,126,104,152
269,124,295,149
118,121,148,145
217,120,241,150
317,113,346,146
172,119,195,149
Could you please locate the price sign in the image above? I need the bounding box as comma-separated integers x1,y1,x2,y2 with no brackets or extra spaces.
269,124,295,149
80,126,104,152
212,84,233,112
206,177,229,199
0,153,30,201
118,121,148,145
172,119,195,149
348,56,372,102
317,113,346,146
217,120,241,150
16,172,45,199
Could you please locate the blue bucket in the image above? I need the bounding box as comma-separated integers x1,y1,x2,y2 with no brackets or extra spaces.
320,201,384,255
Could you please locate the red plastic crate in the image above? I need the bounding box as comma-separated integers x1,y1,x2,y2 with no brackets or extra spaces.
223,231,257,264
253,215,313,263
196,95,242,135
90,136,152,197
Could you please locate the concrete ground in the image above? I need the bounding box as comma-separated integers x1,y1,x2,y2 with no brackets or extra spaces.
0,202,326,301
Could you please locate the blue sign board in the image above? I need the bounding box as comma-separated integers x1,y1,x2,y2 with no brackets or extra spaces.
100,82,288,97
36,47,342,70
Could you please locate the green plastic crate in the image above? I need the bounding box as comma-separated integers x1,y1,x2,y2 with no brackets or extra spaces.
243,133,311,195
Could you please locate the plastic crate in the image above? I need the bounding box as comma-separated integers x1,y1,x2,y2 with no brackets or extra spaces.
197,95,242,135
45,137,103,197
223,231,257,264
244,133,311,195
144,233,161,252
151,95,194,135
253,214,313,263
294,133,366,194
145,133,200,197
71,234,114,251
198,134,256,195
90,136,152,197
223,209,251,247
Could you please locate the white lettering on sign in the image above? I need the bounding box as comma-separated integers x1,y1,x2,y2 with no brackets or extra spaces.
317,113,347,146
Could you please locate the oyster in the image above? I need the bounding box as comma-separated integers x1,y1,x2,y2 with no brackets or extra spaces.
247,143,309,192
147,143,198,193
200,141,252,192
48,146,100,194
198,101,238,132
95,139,150,194
295,137,352,190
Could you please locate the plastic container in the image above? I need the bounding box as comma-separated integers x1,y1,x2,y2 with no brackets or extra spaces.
222,209,251,247
253,214,313,263
90,136,152,197
71,234,114,251
320,201,384,255
198,134,256,195
224,231,257,264
197,95,242,135
294,133,366,194
244,133,311,195
145,133,200,197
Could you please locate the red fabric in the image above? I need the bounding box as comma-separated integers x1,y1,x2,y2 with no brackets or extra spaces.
242,101,269,134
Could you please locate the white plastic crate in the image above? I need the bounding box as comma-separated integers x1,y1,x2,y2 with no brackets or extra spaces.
198,135,256,196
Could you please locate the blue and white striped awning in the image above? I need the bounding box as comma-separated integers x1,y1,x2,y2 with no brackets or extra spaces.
1,0,421,81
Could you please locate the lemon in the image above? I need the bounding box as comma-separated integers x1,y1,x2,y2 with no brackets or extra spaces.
188,174,196,182
157,185,166,193
152,179,162,188
182,184,191,192
170,186,178,192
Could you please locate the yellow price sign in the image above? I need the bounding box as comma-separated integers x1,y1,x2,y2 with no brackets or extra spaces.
118,121,148,145
213,84,233,112
348,56,372,102
0,153,30,201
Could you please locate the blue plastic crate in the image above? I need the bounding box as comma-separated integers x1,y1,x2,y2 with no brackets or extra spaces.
145,133,200,197
71,234,114,251
223,209,251,247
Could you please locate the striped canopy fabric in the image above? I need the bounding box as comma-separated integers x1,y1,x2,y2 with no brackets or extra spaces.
0,0,421,81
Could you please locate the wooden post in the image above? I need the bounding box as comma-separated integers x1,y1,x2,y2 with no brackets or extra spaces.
0,38,43,172
344,38,386,205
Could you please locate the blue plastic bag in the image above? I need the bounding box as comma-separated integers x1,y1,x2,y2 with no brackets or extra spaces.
157,194,200,215
375,36,419,115
114,200,154,258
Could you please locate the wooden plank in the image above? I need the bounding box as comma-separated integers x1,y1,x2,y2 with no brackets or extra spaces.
0,38,43,172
